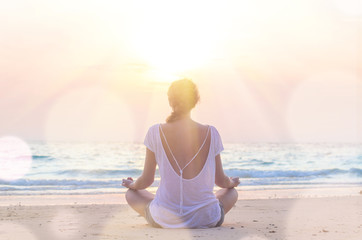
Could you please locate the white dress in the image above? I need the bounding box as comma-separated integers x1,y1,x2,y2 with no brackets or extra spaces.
144,124,224,228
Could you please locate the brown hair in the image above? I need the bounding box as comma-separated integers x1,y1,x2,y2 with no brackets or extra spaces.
166,79,200,123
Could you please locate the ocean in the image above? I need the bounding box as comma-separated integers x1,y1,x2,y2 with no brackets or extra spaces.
0,142,361,195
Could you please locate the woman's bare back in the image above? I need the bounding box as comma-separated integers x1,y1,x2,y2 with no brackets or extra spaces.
159,120,211,179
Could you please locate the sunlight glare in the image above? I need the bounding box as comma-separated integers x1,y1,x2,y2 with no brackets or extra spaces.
127,1,230,81
0,136,32,181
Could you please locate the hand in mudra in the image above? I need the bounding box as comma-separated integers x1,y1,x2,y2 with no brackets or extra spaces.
122,177,134,188
230,177,240,188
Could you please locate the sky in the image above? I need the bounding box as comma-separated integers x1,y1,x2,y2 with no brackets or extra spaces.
0,0,361,143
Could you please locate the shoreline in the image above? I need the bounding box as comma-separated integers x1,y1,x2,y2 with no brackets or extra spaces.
0,185,360,206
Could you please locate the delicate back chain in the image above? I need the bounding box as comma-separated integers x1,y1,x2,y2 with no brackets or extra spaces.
159,125,210,174
159,124,210,215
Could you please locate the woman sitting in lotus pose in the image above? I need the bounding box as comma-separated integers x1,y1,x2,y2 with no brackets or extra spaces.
122,79,239,228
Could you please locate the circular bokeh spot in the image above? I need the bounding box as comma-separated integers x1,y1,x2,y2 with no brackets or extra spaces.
0,136,32,181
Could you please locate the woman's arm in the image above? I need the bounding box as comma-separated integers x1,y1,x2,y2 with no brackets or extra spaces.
122,148,157,190
215,154,240,188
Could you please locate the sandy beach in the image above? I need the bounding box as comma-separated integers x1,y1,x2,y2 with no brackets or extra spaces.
1,187,361,240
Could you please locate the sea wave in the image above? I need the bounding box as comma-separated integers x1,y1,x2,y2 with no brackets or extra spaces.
1,168,360,187
55,169,143,177
32,155,50,159
0,178,122,186
3,142,360,195
225,168,362,178
244,159,275,166
32,155,56,161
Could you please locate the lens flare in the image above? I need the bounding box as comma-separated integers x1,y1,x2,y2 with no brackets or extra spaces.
0,136,32,181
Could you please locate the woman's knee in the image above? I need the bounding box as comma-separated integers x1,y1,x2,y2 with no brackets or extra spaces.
224,188,238,205
125,189,154,206
216,187,238,199
231,187,238,200
125,188,136,204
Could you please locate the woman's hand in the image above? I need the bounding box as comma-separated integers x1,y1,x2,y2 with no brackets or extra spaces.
229,177,240,188
122,177,134,189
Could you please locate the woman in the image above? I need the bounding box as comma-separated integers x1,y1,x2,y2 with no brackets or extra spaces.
122,79,239,228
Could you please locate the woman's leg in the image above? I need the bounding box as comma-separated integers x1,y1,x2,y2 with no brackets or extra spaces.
215,188,238,214
125,189,155,217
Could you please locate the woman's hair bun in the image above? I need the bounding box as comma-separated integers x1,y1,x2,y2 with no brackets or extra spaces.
166,79,200,123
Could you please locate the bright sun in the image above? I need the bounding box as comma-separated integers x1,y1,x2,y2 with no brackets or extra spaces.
126,1,230,82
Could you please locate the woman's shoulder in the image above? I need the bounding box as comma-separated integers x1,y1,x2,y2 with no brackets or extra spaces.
194,123,220,138
155,121,219,134
205,124,221,137
190,121,220,134
148,123,161,129
145,123,161,135
200,123,217,132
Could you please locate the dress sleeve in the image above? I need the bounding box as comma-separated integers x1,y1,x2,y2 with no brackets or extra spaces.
212,126,224,156
144,125,157,153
